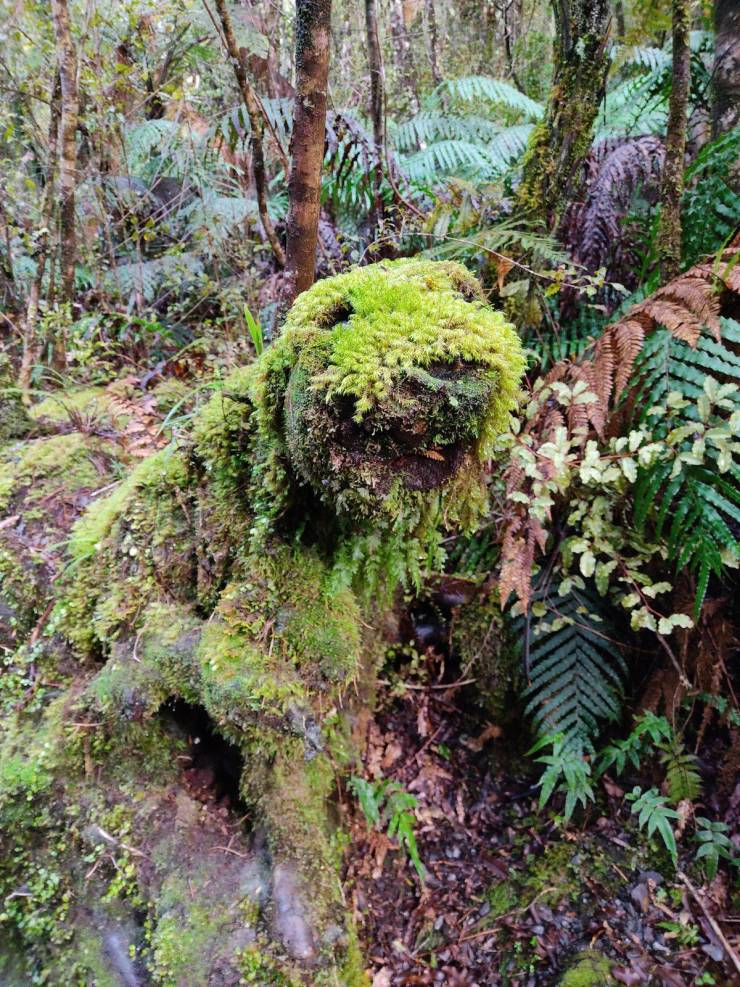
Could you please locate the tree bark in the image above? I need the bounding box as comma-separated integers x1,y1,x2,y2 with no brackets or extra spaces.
50,0,79,311
282,0,332,307
515,0,611,232
390,0,420,113
213,0,286,268
658,0,691,284
712,0,740,139
424,0,442,86
365,0,385,231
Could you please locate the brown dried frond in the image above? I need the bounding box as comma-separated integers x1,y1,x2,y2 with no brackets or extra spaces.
612,319,645,396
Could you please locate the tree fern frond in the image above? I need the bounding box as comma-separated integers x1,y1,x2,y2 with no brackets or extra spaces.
394,112,502,152
431,76,544,120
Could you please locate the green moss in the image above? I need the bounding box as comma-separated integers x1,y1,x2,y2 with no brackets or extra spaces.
484,881,519,918
0,431,117,513
559,950,616,987
150,900,224,985
29,386,111,423
0,355,32,444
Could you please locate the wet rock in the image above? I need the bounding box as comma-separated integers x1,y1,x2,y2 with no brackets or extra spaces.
271,862,316,963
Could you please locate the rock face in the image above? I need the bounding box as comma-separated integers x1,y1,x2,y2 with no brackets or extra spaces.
0,260,524,984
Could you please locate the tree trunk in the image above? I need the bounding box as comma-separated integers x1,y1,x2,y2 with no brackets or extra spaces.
515,0,611,232
214,0,286,268
365,0,385,231
390,0,420,113
282,0,332,307
424,0,442,86
712,0,740,139
50,0,79,312
658,0,691,284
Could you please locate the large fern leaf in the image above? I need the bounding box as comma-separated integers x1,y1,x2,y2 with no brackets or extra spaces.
431,76,544,120
524,587,627,749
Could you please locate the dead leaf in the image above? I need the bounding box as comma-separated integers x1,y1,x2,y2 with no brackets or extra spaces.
461,723,502,752
496,256,514,292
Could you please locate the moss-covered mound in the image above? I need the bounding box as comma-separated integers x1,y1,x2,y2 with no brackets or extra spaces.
0,261,524,985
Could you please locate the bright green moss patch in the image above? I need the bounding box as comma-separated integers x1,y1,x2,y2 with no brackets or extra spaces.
257,258,525,454
559,951,616,987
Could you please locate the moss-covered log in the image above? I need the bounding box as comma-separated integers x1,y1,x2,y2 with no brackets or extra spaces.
0,260,525,984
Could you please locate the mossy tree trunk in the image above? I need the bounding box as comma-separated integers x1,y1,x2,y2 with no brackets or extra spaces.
282,0,333,307
515,0,611,232
50,0,79,313
213,0,286,269
424,0,442,86
658,0,691,284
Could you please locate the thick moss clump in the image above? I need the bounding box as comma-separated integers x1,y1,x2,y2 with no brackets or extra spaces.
254,259,524,518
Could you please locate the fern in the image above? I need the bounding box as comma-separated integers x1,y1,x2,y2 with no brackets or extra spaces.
632,321,740,613
394,111,502,151
694,817,736,880
105,252,205,304
430,76,544,121
682,130,740,266
627,787,679,866
660,744,702,803
523,586,627,750
531,733,595,822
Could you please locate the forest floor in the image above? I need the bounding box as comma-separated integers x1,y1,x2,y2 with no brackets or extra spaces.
344,651,738,987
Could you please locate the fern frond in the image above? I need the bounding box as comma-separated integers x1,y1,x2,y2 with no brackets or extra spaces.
431,76,544,120
524,587,627,749
394,112,502,152
661,746,702,803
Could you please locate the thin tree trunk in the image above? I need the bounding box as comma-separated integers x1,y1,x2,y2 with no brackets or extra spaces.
658,0,691,283
712,0,740,139
213,0,286,268
20,73,61,398
50,0,79,312
424,0,442,86
365,0,385,231
282,0,332,307
515,0,611,231
613,0,626,40
390,0,419,113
